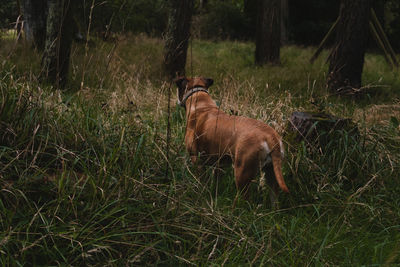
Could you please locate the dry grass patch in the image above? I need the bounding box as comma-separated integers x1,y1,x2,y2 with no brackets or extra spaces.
353,102,400,126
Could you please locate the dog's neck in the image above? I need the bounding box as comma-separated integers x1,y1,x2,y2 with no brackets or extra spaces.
184,90,218,118
180,87,209,107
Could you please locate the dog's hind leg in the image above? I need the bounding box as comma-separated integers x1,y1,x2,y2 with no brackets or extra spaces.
232,168,252,208
263,165,279,209
233,159,258,202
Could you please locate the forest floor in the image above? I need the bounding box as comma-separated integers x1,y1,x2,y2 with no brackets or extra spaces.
1,34,400,265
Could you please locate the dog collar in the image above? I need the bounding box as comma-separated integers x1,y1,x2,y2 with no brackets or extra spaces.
180,87,209,107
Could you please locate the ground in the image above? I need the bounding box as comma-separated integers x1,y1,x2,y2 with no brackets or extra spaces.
0,33,399,265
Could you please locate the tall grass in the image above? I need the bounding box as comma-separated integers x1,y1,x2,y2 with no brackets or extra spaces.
1,35,400,265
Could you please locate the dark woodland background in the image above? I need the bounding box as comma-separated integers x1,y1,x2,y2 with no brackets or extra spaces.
1,0,400,48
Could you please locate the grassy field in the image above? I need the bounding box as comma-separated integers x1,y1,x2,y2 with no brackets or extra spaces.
1,34,400,265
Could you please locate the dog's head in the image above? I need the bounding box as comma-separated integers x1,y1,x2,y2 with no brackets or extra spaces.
174,77,214,107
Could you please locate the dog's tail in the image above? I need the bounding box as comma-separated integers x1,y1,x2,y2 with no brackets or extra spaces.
271,149,289,193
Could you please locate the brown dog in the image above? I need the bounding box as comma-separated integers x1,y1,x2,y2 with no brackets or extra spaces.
175,77,289,206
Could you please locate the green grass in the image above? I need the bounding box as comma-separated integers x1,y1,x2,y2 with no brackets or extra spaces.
1,35,400,265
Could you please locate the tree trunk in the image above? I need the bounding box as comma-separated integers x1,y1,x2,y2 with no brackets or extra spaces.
327,0,372,94
21,0,47,49
163,0,194,78
41,0,74,88
255,0,281,65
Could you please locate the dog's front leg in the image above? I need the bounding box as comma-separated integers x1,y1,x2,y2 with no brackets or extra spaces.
185,129,198,163
185,131,206,182
190,155,198,164
187,152,206,184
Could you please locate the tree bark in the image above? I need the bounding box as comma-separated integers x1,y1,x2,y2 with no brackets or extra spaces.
255,0,281,65
327,0,372,94
21,0,47,49
41,0,74,88
163,0,194,78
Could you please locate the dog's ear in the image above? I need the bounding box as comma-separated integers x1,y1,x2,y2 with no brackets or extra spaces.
204,78,214,88
174,77,188,89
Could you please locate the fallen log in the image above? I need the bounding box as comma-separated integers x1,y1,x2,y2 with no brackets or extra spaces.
285,111,359,152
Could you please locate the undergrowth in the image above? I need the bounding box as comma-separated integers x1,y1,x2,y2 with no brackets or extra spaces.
1,35,400,265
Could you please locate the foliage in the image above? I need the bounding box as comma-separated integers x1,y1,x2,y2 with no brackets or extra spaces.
0,0,18,29
289,0,339,45
75,0,168,36
197,0,252,40
1,35,400,265
385,0,400,49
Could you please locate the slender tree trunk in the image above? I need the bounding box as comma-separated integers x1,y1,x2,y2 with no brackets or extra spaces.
163,0,194,78
327,0,372,93
255,0,281,65
21,0,47,49
41,0,74,88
